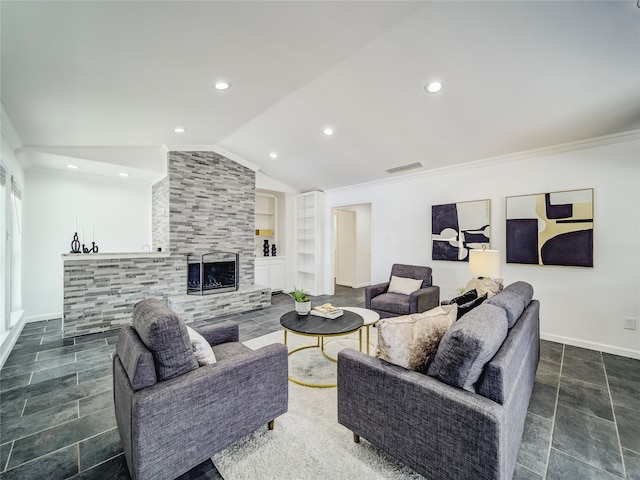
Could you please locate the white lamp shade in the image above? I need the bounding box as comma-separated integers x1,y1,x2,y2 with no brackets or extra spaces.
469,249,501,278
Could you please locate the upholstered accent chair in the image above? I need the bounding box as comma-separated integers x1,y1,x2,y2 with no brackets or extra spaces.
365,264,440,319
113,299,288,480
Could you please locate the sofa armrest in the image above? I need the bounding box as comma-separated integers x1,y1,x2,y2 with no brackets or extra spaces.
365,282,390,308
193,321,239,346
409,285,440,313
337,348,504,479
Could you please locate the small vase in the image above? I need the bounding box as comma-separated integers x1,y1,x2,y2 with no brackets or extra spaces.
295,300,311,316
271,244,276,256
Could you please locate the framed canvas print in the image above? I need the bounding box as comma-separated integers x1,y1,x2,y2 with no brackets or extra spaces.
506,188,593,267
432,199,491,261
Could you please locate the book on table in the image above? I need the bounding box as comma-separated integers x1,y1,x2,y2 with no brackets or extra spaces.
310,303,344,319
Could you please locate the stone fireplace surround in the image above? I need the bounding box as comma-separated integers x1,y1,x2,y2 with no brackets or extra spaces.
62,151,271,336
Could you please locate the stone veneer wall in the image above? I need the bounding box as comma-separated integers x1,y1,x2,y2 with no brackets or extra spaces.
151,176,169,251
166,151,255,285
63,150,264,336
63,254,183,336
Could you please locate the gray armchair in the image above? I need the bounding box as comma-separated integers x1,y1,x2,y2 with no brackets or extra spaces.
365,264,440,318
113,299,288,480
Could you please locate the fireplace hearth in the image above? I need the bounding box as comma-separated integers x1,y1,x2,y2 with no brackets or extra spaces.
187,251,239,295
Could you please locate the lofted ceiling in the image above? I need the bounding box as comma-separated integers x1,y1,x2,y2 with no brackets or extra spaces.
2,1,639,191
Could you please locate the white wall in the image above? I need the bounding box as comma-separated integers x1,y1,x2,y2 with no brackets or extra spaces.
325,135,640,359
24,168,152,321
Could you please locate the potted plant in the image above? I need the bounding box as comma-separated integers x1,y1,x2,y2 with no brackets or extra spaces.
289,286,311,315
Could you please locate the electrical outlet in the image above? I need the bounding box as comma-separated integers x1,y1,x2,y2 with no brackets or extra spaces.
624,317,637,330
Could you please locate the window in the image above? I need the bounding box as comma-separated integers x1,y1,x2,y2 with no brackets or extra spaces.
10,176,22,320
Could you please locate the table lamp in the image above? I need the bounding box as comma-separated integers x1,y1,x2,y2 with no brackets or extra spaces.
469,245,500,279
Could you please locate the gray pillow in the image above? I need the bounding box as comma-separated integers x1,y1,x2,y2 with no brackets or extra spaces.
427,304,508,392
132,298,198,381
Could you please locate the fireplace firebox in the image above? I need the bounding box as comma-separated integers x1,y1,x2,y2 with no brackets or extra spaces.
187,251,239,295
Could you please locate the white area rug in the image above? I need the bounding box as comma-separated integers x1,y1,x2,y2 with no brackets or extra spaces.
212,330,422,479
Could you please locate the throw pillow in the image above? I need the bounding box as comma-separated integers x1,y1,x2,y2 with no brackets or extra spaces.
132,298,198,381
456,292,488,320
186,325,217,366
427,303,508,392
376,304,457,372
450,289,477,306
464,277,503,298
388,276,424,295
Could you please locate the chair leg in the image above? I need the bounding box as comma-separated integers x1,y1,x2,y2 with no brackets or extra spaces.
353,432,360,443
268,420,275,430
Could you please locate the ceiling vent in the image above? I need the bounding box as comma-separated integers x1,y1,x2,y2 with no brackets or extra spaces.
386,162,423,174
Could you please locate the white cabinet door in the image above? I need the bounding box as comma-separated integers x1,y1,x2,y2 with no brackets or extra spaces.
255,259,269,287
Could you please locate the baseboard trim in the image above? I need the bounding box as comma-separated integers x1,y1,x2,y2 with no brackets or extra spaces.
1,311,26,369
541,332,640,360
25,313,62,323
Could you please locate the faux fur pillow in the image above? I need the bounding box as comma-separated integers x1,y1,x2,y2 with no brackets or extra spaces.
376,304,458,372
464,277,503,298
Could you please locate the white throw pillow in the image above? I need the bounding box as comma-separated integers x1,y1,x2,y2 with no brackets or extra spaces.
376,304,458,372
186,325,217,366
388,275,423,295
464,277,503,298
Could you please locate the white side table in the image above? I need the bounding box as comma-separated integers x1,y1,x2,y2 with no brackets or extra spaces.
342,307,380,355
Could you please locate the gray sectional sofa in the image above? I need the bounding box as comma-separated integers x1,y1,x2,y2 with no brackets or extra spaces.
338,281,539,480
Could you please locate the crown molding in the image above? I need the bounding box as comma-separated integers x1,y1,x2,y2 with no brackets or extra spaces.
327,129,640,193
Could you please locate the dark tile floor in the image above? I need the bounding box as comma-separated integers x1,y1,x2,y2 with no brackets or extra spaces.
1,286,638,479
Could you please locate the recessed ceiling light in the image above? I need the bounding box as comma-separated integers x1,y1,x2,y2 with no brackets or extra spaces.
269,152,278,159
119,172,129,178
323,127,335,136
214,81,231,90
67,164,79,169
425,81,442,94
173,127,186,133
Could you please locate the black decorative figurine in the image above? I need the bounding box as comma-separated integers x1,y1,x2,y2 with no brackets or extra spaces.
82,242,99,253
263,239,270,256
271,244,276,256
70,233,81,253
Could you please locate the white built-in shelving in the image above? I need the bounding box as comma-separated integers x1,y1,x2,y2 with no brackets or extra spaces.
295,191,324,296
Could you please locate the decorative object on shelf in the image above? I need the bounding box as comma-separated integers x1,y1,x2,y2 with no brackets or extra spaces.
70,232,81,253
263,239,270,256
506,188,593,267
271,244,276,256
289,286,311,315
432,199,491,262
82,242,99,253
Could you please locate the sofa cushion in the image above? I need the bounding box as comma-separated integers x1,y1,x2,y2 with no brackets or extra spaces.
186,326,217,366
427,303,508,392
132,298,198,381
388,276,423,295
376,304,457,372
456,292,488,320
485,281,533,328
450,289,477,305
370,292,412,315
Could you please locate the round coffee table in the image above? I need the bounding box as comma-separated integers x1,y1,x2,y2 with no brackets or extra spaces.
280,310,364,388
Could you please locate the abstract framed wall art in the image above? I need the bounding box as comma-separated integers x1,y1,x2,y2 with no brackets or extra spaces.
506,188,593,267
432,199,491,262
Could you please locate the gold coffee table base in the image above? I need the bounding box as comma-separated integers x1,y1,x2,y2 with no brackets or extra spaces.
284,330,362,388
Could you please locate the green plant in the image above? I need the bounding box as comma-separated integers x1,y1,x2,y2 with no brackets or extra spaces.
288,286,310,303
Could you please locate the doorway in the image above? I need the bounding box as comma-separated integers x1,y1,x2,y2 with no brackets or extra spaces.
332,203,372,290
